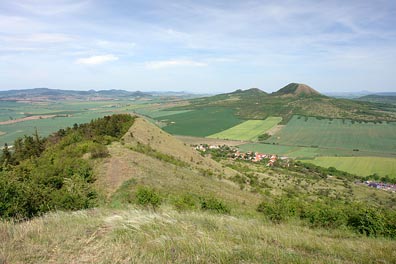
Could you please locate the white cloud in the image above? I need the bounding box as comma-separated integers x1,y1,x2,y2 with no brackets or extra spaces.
3,33,73,44
13,0,89,16
27,33,73,43
75,54,118,65
145,59,207,69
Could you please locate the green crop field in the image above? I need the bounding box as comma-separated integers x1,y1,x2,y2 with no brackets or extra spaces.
302,156,396,178
156,107,242,137
207,117,282,141
134,108,193,118
268,115,396,154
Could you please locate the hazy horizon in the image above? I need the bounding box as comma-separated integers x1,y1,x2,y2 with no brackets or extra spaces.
1,0,395,93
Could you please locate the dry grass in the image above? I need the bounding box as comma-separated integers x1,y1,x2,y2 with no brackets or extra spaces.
95,141,261,213
1,207,396,264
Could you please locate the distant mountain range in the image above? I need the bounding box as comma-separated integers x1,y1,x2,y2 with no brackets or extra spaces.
356,93,396,105
0,88,200,102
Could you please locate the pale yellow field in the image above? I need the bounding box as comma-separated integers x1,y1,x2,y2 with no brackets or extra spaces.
207,117,282,141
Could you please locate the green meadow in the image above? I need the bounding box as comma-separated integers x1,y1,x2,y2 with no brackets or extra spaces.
156,107,242,137
208,117,282,141
303,156,396,178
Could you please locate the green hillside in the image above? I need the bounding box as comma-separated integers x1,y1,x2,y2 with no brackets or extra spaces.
1,115,396,263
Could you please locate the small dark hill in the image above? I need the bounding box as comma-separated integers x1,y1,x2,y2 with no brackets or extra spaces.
230,88,268,96
272,83,322,97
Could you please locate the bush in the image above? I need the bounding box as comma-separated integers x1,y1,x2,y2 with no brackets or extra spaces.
257,197,298,223
200,197,230,214
300,201,347,229
173,193,197,211
90,144,109,158
136,186,161,209
347,205,385,237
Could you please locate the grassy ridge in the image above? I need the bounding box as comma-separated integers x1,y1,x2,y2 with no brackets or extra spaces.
208,117,282,141
303,156,396,178
156,107,242,137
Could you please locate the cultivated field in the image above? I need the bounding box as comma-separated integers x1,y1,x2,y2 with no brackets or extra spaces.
134,108,193,118
156,107,242,137
207,117,282,141
268,115,396,154
303,156,396,178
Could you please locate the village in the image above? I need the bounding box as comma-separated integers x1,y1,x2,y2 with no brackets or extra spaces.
194,144,289,167
361,181,396,192
194,144,396,193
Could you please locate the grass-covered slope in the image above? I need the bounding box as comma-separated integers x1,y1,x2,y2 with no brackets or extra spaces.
95,117,247,201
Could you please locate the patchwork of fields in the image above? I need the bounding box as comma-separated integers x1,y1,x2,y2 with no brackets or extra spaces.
302,156,396,178
2,98,396,180
236,116,396,177
207,117,282,141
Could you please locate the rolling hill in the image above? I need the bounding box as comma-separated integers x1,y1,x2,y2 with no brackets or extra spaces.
180,83,396,122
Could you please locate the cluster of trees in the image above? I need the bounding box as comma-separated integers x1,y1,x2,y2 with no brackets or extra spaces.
0,114,135,219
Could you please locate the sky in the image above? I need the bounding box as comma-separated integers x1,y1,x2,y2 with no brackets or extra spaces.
0,0,396,93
